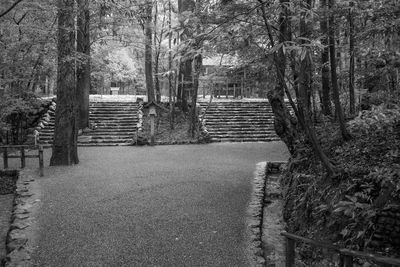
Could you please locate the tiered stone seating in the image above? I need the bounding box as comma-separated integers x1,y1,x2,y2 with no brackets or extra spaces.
38,102,138,146
199,101,280,142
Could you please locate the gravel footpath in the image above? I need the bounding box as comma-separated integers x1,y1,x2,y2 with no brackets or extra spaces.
13,142,288,266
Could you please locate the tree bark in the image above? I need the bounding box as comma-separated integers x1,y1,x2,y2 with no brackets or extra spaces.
0,0,24,19
77,0,90,129
348,0,355,115
320,0,332,116
328,0,351,141
177,0,195,112
258,0,298,155
168,0,174,129
50,0,79,166
189,54,202,137
144,1,155,103
299,0,335,176
153,2,161,103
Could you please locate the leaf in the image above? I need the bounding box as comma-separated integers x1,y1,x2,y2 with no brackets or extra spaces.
341,228,349,237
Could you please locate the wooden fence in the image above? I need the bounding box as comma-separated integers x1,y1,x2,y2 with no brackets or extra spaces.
281,232,400,267
1,145,44,176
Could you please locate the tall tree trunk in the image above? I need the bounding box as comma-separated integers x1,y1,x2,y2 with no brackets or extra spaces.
177,0,195,112
328,0,351,141
168,0,174,129
153,2,161,103
189,54,202,137
348,1,355,115
144,1,155,103
50,0,79,166
320,0,332,116
77,0,90,129
258,0,298,155
299,0,335,176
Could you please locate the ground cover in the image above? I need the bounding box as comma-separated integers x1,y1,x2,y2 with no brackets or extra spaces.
141,105,204,145
0,171,18,265
281,101,400,265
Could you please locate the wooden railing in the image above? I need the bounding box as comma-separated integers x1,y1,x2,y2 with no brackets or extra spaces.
281,232,400,267
1,145,44,176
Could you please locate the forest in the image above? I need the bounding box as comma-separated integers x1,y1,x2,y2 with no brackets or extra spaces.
1,0,399,263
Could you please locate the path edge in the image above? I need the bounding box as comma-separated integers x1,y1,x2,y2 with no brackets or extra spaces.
246,161,287,267
5,169,41,267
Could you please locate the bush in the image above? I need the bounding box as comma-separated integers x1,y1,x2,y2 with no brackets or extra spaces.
0,92,50,144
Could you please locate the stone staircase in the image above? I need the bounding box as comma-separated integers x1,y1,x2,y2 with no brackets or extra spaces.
39,102,138,146
199,101,279,142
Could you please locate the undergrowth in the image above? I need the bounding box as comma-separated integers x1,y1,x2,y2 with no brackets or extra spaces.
281,101,400,264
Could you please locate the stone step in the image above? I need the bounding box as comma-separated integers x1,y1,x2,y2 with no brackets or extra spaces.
210,137,280,142
38,101,140,146
206,130,275,134
205,121,274,125
204,117,274,121
90,115,137,119
205,124,275,129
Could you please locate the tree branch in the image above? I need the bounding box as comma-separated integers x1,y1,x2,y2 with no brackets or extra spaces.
0,0,24,19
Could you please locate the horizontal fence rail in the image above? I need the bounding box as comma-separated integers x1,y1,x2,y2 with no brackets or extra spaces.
281,232,400,267
1,145,44,176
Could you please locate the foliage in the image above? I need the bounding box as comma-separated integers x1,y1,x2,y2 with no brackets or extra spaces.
282,102,400,258
0,0,57,94
0,92,49,144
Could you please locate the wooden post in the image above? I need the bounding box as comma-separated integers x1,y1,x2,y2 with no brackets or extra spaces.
339,255,353,267
225,79,228,99
39,145,44,177
241,77,244,99
285,237,295,267
3,147,8,169
20,147,25,168
150,114,155,146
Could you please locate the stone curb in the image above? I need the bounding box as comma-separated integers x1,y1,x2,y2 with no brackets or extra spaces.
247,161,268,267
247,161,287,267
5,170,40,267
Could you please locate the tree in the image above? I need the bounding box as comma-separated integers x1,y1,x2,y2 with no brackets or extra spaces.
258,0,299,154
0,0,24,19
348,0,355,115
298,0,335,176
320,0,332,116
144,0,155,103
77,0,90,129
177,0,195,112
328,0,351,141
50,0,79,165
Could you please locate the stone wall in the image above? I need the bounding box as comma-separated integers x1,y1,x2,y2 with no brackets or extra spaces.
372,204,400,249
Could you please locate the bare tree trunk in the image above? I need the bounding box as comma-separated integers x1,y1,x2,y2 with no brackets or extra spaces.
320,0,332,116
153,2,161,103
144,0,155,103
77,0,90,129
177,0,195,112
189,54,202,137
50,0,79,166
299,0,335,176
329,0,351,141
168,0,174,129
258,0,298,155
348,0,355,115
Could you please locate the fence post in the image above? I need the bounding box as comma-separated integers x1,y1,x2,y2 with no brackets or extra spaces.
38,145,44,177
20,147,25,168
3,147,8,169
285,237,295,267
340,255,353,267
